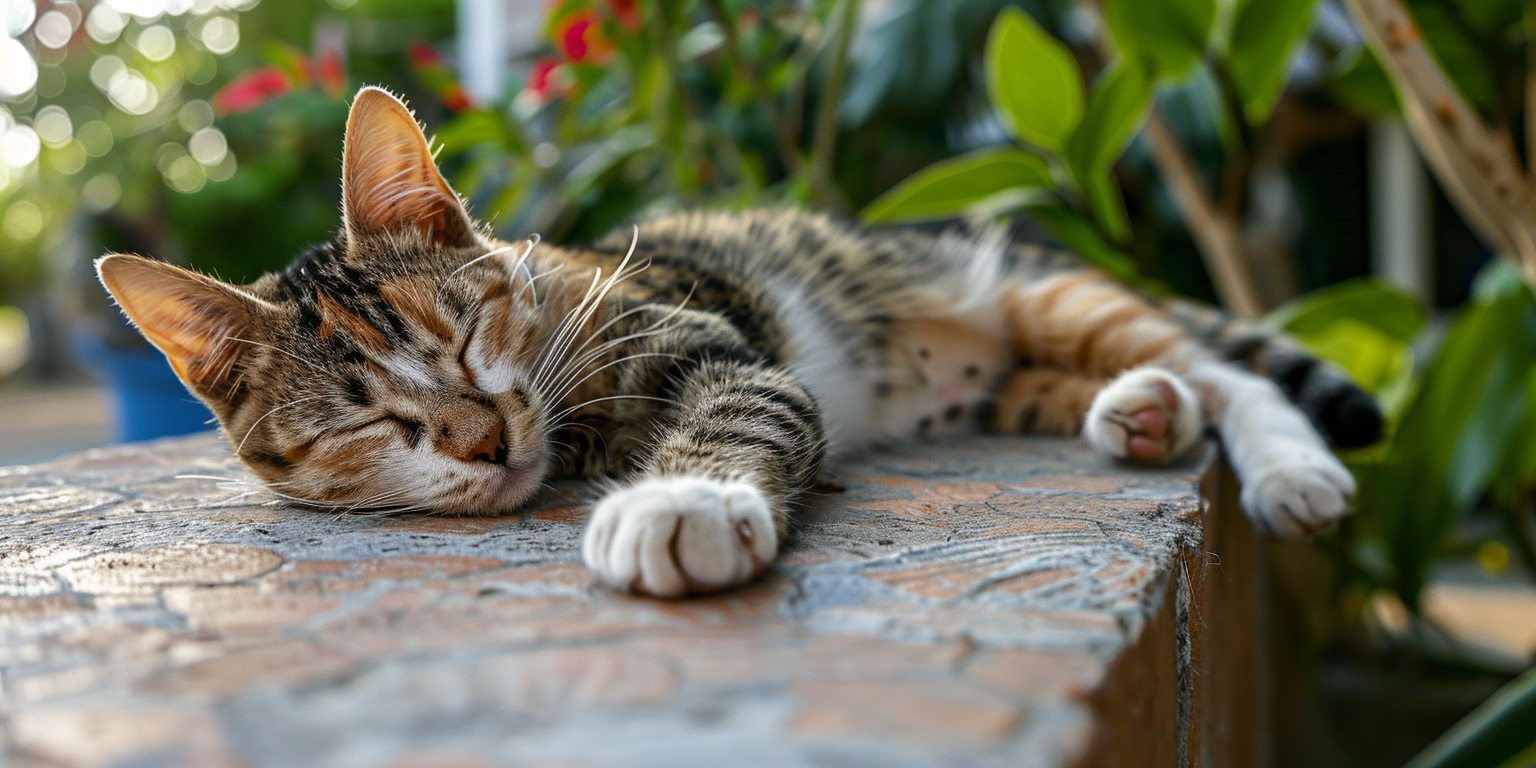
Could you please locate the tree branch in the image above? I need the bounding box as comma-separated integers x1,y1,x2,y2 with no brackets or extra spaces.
805,0,860,210
1343,0,1536,288
702,0,805,175
1145,110,1266,318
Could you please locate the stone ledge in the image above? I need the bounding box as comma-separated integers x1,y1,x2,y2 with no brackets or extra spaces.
0,433,1218,768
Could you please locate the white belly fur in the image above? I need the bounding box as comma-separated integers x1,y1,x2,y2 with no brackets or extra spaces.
772,281,1012,456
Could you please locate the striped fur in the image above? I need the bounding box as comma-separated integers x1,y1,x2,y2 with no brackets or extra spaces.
97,87,1380,596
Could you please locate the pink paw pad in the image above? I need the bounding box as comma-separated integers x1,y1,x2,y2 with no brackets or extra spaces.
1124,381,1179,464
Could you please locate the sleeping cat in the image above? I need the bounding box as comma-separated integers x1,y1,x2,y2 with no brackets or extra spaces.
97,87,1379,597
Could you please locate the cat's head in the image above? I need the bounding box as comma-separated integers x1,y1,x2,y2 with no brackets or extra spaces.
97,87,567,515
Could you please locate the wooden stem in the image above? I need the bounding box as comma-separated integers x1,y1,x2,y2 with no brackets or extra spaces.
805,0,860,210
1145,110,1266,319
1343,0,1536,289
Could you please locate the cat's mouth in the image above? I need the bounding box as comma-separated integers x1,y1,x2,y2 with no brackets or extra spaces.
460,453,550,514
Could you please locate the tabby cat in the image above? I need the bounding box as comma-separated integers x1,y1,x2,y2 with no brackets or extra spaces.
97,88,1380,597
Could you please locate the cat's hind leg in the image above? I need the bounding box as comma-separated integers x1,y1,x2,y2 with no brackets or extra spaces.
989,367,1104,436
991,366,1203,464
1082,367,1204,464
999,270,1354,536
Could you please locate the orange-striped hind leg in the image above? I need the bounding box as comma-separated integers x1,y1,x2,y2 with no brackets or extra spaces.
999,270,1354,536
990,366,1203,464
988,367,1104,436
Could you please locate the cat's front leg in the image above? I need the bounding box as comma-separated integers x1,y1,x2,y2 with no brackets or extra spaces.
581,360,825,597
583,477,777,597
1185,361,1356,537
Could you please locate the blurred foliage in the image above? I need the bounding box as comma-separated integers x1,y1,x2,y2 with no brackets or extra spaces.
1,0,455,301
427,0,1075,245
1273,264,1536,625
1404,660,1536,768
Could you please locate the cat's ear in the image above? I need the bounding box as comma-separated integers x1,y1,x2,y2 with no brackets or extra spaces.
342,86,477,248
96,254,274,400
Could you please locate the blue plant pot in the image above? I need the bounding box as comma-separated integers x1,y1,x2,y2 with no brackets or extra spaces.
74,332,217,443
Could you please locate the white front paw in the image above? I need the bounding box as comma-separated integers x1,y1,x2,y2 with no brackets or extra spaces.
581,477,778,597
1084,367,1204,464
1240,450,1357,537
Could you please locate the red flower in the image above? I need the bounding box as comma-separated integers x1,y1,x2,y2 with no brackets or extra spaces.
527,58,562,101
556,10,613,63
409,41,442,69
440,85,472,112
409,40,474,112
318,51,346,97
561,15,592,60
213,67,292,115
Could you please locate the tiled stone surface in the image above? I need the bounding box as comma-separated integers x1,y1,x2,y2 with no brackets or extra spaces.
0,433,1206,768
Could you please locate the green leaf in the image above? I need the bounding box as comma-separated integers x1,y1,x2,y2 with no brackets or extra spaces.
1078,164,1131,242
985,7,1085,154
1064,61,1151,243
1101,0,1217,80
1266,278,1427,342
1025,203,1142,283
1290,318,1414,396
1227,0,1323,124
431,109,525,157
860,147,1053,224
1067,60,1154,176
1367,285,1536,606
1404,666,1536,768
1324,48,1400,118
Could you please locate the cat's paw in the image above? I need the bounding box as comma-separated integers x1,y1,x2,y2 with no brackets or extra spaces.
1240,449,1357,537
582,477,777,598
1083,367,1203,464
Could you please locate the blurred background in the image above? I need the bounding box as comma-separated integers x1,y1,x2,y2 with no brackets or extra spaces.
0,0,1533,765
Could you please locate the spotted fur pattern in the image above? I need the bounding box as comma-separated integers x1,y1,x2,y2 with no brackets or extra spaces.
98,87,1381,597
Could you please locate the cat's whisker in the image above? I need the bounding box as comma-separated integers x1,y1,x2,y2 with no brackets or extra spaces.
535,273,680,398
535,254,659,400
544,352,680,411
224,337,331,378
438,243,520,297
536,329,681,405
503,233,541,292
235,395,330,455
533,229,641,392
514,262,564,307
549,394,674,424
527,266,607,390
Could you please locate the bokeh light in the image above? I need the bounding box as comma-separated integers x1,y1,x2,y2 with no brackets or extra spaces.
106,69,159,115
85,5,126,43
135,25,176,61
3,201,43,240
33,10,76,49
1,126,40,168
76,120,113,156
188,126,225,165
4,0,36,38
81,173,121,211
177,99,213,132
0,37,38,99
48,139,86,174
33,106,72,148
198,16,238,55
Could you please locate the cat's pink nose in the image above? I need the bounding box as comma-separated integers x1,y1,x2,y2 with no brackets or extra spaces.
465,421,505,464
434,404,506,464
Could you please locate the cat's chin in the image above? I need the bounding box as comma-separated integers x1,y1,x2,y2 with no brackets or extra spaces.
432,455,551,517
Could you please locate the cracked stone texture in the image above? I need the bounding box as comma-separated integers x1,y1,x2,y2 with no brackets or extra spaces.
0,432,1208,768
